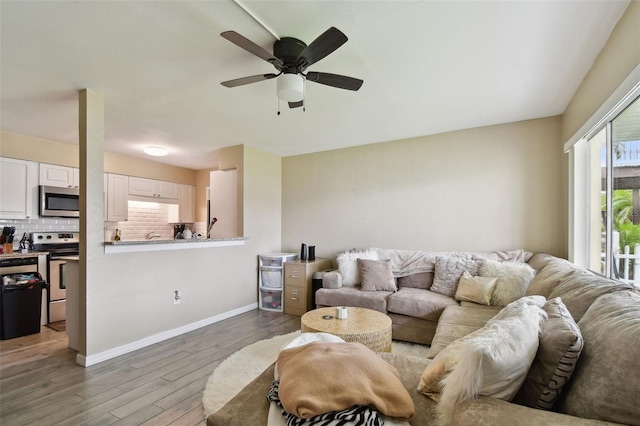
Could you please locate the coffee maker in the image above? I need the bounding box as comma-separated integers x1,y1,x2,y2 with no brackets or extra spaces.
173,224,185,239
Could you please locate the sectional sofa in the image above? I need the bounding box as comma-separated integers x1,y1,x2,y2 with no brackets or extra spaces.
207,249,640,426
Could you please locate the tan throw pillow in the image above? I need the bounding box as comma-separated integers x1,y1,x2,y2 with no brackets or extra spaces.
277,342,415,420
431,256,480,297
337,249,378,286
357,258,397,292
514,297,583,410
418,298,546,424
479,259,536,306
454,271,497,305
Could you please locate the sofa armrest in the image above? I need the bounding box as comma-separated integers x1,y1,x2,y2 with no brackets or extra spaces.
322,271,343,289
453,396,619,425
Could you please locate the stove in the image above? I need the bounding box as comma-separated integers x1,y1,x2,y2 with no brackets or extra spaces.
31,232,79,323
31,232,80,259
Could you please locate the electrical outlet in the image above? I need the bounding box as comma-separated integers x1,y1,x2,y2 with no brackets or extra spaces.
174,290,182,304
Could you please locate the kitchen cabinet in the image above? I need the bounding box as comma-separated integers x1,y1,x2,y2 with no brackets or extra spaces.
106,174,128,222
128,177,178,200
284,259,332,316
168,184,195,223
0,157,38,220
40,163,79,188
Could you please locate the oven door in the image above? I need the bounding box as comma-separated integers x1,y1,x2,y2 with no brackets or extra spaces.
49,259,67,322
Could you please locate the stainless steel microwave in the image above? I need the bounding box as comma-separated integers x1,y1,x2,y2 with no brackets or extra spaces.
39,185,80,218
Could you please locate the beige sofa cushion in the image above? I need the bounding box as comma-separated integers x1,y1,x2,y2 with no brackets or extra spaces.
427,305,501,359
397,271,433,290
558,291,640,424
514,297,583,410
546,270,634,322
526,257,576,298
315,286,391,313
387,287,459,321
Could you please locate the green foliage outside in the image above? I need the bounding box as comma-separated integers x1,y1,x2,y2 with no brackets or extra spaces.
602,190,640,252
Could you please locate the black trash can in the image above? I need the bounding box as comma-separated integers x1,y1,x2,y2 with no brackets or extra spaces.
312,269,334,309
1,272,44,340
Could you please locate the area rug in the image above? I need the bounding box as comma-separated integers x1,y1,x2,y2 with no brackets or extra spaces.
202,330,430,418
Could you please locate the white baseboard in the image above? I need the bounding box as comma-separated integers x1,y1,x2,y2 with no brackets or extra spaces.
77,303,258,367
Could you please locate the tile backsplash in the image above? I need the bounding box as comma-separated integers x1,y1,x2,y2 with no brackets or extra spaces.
112,201,174,241
2,200,204,245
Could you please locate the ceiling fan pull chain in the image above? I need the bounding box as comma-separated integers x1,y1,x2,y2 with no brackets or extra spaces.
303,78,306,112
277,97,281,116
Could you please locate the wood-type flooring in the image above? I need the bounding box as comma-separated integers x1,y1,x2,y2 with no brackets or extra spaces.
0,309,300,425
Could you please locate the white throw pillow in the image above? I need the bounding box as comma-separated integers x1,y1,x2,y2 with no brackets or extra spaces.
337,249,378,286
479,259,536,306
417,299,546,425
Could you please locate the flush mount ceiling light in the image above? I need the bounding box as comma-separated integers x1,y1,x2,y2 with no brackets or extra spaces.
144,146,168,156
276,73,304,102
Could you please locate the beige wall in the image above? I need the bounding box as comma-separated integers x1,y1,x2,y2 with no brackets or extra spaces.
282,117,565,261
561,0,640,143
84,142,281,356
0,130,196,185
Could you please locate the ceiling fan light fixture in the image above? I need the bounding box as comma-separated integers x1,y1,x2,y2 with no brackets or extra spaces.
144,146,168,156
277,73,304,102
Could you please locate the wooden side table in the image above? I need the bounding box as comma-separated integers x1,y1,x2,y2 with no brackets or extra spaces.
284,258,331,316
301,307,392,352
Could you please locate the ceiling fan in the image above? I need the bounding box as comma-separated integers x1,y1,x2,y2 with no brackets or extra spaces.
220,27,363,109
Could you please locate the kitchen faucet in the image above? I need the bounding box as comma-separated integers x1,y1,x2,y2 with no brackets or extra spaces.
146,231,161,240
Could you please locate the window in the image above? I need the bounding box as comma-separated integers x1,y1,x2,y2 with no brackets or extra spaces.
585,96,640,282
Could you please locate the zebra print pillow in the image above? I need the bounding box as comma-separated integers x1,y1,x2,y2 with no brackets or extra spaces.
514,297,583,410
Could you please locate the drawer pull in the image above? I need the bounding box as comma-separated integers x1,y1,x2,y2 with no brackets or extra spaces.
291,297,298,301
290,275,299,278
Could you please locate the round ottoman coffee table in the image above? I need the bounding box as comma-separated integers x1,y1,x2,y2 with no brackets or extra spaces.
300,307,392,352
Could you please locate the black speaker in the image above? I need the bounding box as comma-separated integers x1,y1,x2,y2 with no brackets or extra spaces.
300,243,307,261
308,245,316,261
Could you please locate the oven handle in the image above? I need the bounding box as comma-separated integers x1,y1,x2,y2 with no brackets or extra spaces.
60,262,66,290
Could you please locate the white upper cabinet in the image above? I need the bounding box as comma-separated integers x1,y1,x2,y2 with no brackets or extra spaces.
128,177,178,200
0,157,38,219
40,163,79,188
106,174,128,222
179,184,195,223
168,184,195,223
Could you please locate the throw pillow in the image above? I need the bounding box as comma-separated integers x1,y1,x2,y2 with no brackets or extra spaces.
514,297,583,410
454,271,497,305
358,258,397,292
479,259,536,306
431,256,480,297
417,299,546,424
397,271,434,290
277,342,415,420
337,249,378,286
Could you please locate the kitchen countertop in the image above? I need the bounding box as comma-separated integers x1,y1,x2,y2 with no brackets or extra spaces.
104,237,246,254
0,251,49,259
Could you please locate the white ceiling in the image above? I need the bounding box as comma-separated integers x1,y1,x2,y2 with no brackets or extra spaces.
0,1,630,170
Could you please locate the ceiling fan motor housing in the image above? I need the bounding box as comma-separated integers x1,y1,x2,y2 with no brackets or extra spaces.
273,37,309,73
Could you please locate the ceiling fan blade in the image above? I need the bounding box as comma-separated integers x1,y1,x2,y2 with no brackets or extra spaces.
221,31,283,66
221,73,277,88
297,27,347,68
306,72,363,91
288,101,304,109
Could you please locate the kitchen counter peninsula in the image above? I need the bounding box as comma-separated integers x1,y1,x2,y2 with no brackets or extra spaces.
104,237,246,254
